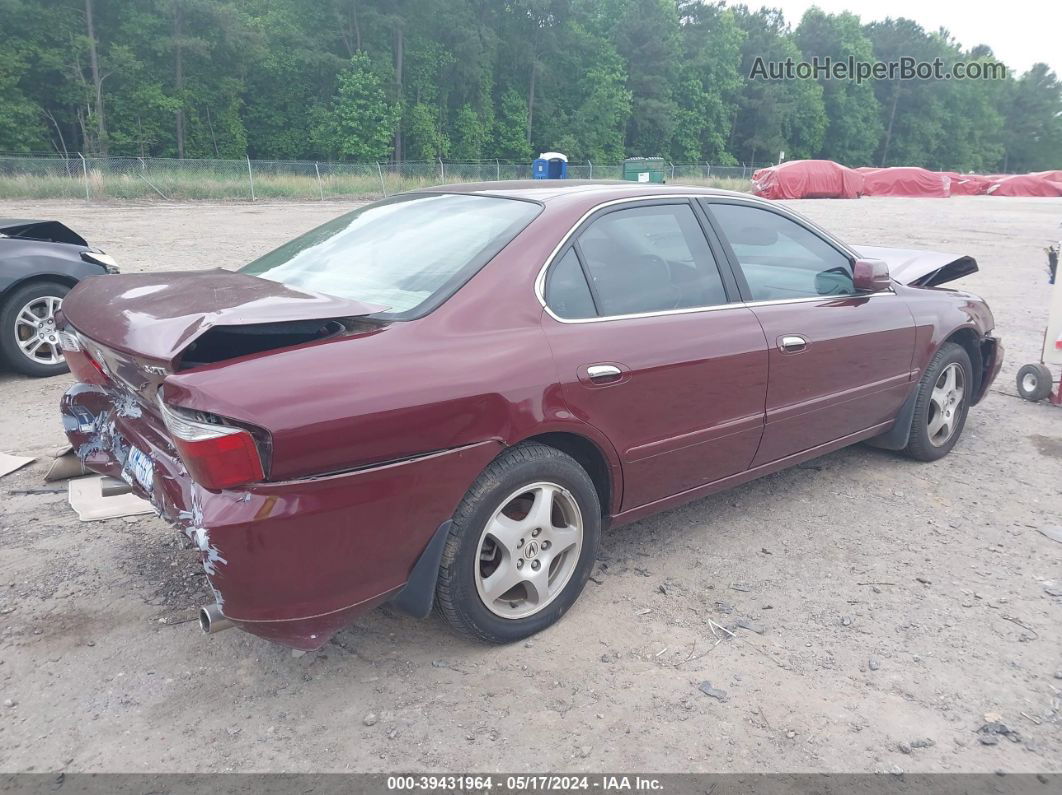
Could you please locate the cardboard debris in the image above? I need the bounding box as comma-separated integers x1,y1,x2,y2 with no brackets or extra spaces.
0,452,36,479
68,475,154,521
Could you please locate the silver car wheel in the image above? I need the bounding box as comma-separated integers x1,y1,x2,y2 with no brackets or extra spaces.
14,295,64,366
474,481,583,620
927,362,965,447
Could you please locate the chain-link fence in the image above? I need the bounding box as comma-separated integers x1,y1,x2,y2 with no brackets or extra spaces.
0,154,764,201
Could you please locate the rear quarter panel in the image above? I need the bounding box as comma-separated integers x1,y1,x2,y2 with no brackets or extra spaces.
159,199,615,486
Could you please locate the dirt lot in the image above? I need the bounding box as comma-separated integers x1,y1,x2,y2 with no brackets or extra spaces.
0,196,1060,774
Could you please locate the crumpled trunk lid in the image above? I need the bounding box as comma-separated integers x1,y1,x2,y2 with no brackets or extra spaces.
854,245,978,287
61,269,384,368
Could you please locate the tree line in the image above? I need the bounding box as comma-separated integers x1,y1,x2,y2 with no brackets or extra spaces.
1,0,1059,172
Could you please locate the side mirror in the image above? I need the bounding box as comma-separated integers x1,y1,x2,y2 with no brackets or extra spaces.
852,258,891,292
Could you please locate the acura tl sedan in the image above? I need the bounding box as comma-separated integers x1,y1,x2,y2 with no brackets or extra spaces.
56,182,1002,650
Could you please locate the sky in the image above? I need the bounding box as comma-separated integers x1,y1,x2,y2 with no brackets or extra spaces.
757,0,1060,78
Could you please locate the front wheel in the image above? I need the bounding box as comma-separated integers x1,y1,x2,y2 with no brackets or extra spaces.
436,443,601,644
0,281,71,377
904,342,972,462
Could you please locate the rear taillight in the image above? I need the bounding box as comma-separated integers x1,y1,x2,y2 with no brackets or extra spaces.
58,330,109,384
158,400,265,490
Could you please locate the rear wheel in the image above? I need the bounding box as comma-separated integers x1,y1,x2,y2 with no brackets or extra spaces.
1016,363,1053,402
436,443,601,643
0,281,71,377
904,342,971,461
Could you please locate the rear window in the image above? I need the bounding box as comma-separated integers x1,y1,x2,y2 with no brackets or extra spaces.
240,193,541,319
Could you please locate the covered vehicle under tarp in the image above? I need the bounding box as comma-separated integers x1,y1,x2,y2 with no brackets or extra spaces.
986,174,1062,197
1028,170,1062,183
751,159,864,199
860,167,950,198
938,172,991,196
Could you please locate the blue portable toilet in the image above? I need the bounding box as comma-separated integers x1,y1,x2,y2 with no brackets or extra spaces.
532,152,568,179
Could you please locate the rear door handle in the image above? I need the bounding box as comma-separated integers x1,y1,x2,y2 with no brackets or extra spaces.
778,335,807,353
586,364,622,383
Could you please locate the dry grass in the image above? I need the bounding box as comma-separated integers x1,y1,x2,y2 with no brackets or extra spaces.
0,168,752,201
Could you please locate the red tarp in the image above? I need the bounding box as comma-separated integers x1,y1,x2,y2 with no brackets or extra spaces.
751,159,864,199
1028,170,1062,183
939,172,992,195
986,174,1062,197
860,167,951,198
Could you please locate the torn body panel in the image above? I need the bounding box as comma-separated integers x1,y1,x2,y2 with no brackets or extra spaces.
0,218,89,246
61,379,504,649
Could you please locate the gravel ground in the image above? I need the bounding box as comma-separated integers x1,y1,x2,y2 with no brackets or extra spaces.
0,196,1059,774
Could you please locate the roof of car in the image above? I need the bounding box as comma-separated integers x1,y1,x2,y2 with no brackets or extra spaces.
420,180,746,202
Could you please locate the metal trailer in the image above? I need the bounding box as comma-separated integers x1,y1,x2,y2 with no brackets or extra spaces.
1016,241,1062,404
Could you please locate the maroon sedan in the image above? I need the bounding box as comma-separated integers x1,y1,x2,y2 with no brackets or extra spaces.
56,182,1002,650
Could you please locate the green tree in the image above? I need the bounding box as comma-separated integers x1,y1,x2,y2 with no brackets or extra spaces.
794,8,881,165
611,0,680,157
0,50,47,151
493,86,531,160
865,18,951,167
670,1,744,163
1002,64,1062,172
450,104,488,160
319,51,399,160
731,6,826,164
404,101,448,159
0,0,1055,171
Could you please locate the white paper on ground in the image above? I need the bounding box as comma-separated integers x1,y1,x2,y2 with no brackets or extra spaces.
0,452,36,479
68,475,154,521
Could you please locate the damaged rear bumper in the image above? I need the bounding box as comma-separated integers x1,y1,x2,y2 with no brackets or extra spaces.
61,382,502,650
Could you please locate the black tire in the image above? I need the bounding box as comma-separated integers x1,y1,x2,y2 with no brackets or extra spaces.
436,442,601,644
1016,363,1053,402
0,280,71,377
904,342,972,462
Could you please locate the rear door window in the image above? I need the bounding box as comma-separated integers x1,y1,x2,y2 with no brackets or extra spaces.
544,249,597,319
571,203,728,317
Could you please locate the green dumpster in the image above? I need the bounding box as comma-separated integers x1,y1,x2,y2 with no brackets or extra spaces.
622,157,666,184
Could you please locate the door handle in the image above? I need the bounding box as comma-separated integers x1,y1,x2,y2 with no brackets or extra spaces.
778,335,807,353
586,364,622,383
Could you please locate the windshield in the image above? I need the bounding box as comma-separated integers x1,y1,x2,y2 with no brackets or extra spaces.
240,193,541,319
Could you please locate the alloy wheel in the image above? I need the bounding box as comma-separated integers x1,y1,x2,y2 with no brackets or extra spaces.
14,295,64,366
927,362,965,447
474,481,583,620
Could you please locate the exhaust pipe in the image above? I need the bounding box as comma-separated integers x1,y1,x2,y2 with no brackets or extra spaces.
199,604,234,634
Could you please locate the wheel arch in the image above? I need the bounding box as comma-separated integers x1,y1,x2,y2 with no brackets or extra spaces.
943,326,983,400
868,329,980,452
521,430,618,519
0,272,80,303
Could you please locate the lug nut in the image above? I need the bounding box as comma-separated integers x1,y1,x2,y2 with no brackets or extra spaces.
530,560,540,571
532,528,541,537
541,540,551,550
517,559,524,569
517,538,524,548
